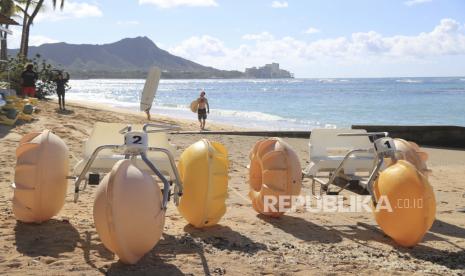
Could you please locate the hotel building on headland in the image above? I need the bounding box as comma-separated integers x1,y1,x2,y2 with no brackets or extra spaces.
245,63,293,78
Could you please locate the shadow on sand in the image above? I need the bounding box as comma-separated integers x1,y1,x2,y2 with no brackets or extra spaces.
430,219,465,239
15,220,117,273
411,219,465,269
257,214,465,270
0,116,37,139
55,108,75,115
257,214,343,243
0,125,14,139
14,219,80,258
401,243,465,270
108,225,270,275
79,231,185,275
13,218,240,274
184,224,267,253
345,222,465,270
105,248,184,276
123,232,210,276
80,231,114,274
13,213,465,272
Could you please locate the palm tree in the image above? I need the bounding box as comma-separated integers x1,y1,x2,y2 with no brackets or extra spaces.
19,0,64,57
52,0,63,9
0,0,19,60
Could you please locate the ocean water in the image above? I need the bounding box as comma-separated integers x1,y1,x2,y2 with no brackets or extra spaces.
65,77,465,130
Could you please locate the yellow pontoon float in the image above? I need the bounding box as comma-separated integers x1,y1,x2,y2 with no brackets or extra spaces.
177,139,229,227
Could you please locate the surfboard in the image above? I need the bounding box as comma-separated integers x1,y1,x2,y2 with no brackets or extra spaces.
140,67,162,112
190,100,199,113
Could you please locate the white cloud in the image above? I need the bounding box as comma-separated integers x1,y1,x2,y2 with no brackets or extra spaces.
139,0,218,8
169,18,465,76
404,0,432,6
36,1,102,22
170,35,227,58
116,20,140,25
304,27,320,34
271,1,288,8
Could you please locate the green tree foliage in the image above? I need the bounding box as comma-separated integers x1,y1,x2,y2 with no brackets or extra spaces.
0,0,20,60
0,53,70,99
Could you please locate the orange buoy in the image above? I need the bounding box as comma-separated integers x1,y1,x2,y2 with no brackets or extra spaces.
373,160,436,247
248,138,302,217
93,160,165,264
12,130,69,223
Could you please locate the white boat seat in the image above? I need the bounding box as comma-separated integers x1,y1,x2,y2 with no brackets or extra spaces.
304,128,375,176
73,122,176,178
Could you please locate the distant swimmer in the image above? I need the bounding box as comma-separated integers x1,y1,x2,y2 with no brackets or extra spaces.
197,90,209,130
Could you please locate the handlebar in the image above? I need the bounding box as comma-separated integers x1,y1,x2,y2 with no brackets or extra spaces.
119,125,133,134
118,123,179,134
337,132,388,137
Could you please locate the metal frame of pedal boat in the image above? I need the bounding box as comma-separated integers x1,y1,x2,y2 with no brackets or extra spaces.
72,123,183,209
303,132,398,204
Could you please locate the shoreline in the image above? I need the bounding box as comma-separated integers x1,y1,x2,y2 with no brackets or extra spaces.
63,99,247,132
62,96,315,131
12,98,465,148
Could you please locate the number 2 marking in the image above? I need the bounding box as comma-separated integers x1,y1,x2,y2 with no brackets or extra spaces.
132,135,142,144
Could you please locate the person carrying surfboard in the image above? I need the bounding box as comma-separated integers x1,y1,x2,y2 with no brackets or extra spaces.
140,67,161,121
197,91,209,130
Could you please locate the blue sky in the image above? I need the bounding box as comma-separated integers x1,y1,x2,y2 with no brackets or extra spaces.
9,0,465,77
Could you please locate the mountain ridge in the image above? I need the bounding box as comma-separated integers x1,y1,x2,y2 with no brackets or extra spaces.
9,37,293,79
10,36,244,79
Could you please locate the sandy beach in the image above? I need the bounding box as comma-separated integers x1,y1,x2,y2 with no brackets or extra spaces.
0,100,464,275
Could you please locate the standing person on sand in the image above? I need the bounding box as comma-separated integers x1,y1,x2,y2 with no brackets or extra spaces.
20,64,38,98
144,108,151,121
197,90,210,130
54,72,70,111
